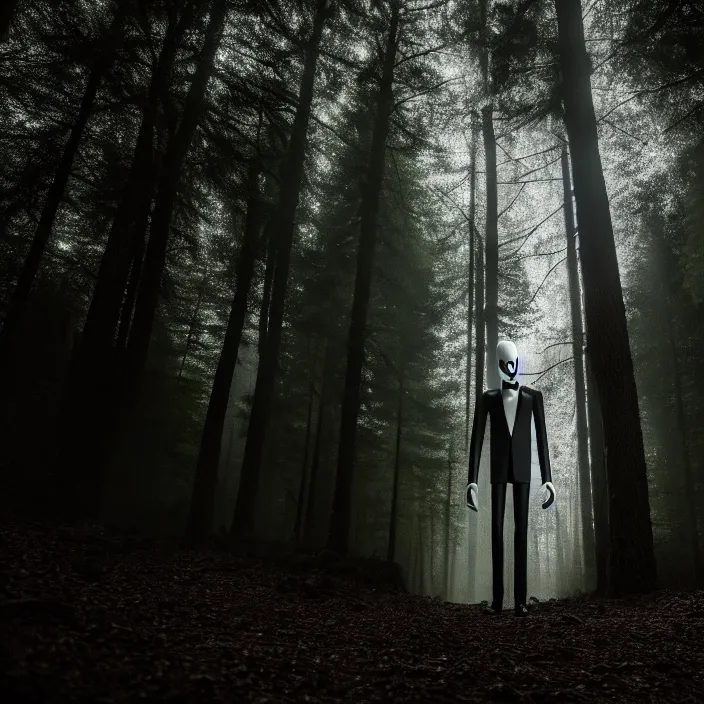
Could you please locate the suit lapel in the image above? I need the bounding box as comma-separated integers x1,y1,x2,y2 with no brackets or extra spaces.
497,386,524,438
515,386,524,432
497,390,510,438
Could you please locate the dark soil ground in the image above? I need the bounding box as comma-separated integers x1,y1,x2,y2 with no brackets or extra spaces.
1,517,703,703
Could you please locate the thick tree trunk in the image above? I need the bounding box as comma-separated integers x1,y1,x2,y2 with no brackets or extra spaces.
475,234,485,400
293,356,317,542
328,7,400,555
186,156,263,542
482,106,499,390
469,232,486,598
303,340,331,544
444,447,453,599
258,223,277,357
585,349,608,594
666,318,700,587
387,365,404,562
51,3,200,517
466,120,480,600
470,230,486,594
653,230,700,586
555,0,657,596
231,0,331,537
561,144,595,586
124,0,227,389
410,523,419,592
115,220,147,353
465,120,477,452
554,501,567,589
82,3,195,362
479,0,498,390
430,513,437,595
0,5,126,362
417,518,426,594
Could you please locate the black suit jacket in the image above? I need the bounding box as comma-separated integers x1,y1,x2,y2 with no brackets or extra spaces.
468,386,552,485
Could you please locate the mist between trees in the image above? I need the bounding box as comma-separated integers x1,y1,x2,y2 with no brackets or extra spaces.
0,0,702,602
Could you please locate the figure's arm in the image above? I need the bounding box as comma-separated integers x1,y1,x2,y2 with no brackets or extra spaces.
466,392,488,511
532,389,555,508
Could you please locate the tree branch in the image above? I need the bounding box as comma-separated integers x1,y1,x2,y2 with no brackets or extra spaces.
661,102,703,134
432,186,469,223
497,178,563,184
403,0,448,14
395,43,448,68
601,118,648,145
516,245,567,261
526,256,567,305
393,77,461,110
496,143,561,168
497,183,526,221
309,112,362,152
524,356,574,386
541,341,573,354
513,153,562,180
498,203,564,250
597,69,704,122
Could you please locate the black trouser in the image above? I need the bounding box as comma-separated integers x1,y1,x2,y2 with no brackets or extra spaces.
491,458,530,609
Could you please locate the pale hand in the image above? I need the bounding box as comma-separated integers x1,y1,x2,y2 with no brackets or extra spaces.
541,481,555,509
466,482,478,512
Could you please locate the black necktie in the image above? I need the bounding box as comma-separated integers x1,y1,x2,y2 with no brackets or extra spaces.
502,380,519,391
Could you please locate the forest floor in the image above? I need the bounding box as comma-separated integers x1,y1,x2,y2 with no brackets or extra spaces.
1,517,704,703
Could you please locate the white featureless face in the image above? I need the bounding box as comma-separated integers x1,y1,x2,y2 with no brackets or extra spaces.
497,340,519,383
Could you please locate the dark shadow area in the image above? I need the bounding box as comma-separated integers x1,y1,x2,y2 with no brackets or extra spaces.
2,516,703,703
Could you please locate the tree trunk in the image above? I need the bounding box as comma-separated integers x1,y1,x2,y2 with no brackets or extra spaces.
328,6,400,555
303,339,332,544
554,501,567,591
653,229,700,587
561,143,595,586
118,104,176,356
479,0,498,390
115,224,147,353
469,231,486,596
82,2,195,363
585,349,608,595
482,106,499,390
430,512,437,595
293,350,317,542
666,316,700,587
387,364,404,562
410,523,419,592
231,0,331,537
417,518,426,594
465,119,477,452
444,446,453,599
50,2,201,517
124,0,227,390
0,5,127,361
186,156,263,542
475,234,485,400
258,222,277,357
466,120,480,602
555,0,657,596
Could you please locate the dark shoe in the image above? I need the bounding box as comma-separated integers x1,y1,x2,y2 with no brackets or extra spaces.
514,604,529,617
484,603,503,615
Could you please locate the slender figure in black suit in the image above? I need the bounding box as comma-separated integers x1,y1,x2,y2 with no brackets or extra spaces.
466,341,555,617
